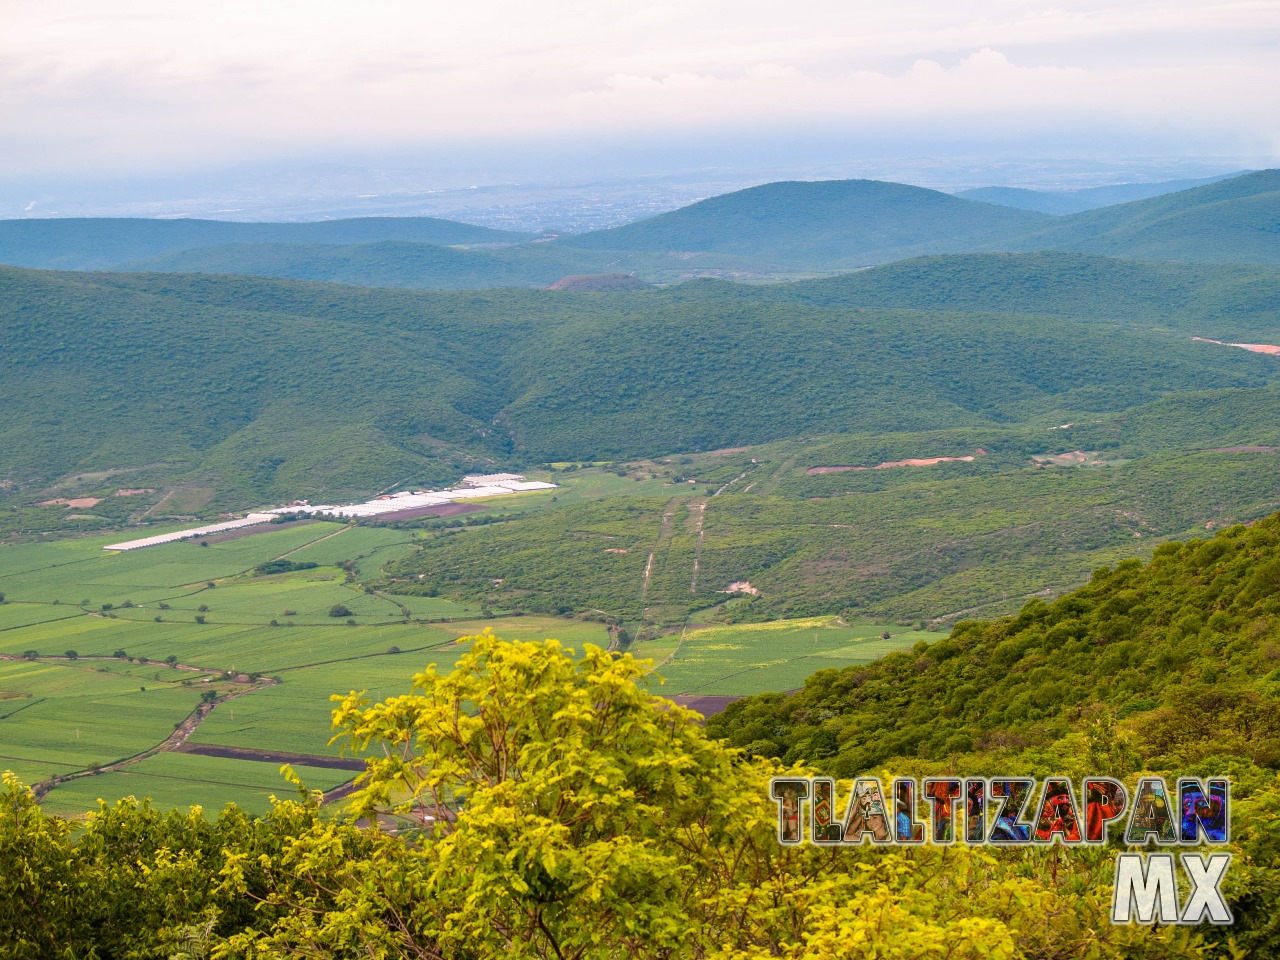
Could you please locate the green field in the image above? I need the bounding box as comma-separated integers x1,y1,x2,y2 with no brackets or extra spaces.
0,522,624,813
0,658,210,785
35,752,353,817
637,617,933,696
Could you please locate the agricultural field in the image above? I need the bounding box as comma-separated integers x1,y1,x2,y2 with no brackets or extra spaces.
0,518,621,813
636,617,934,697
35,752,353,818
0,657,214,786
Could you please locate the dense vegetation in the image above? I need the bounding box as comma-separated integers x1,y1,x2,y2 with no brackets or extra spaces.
562,178,1049,267
0,216,529,270
2,257,1276,511
1001,169,1280,264
709,513,1280,775
4,631,1269,959
123,239,612,289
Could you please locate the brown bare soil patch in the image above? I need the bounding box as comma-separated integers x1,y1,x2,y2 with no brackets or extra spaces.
807,451,982,474
378,502,486,521
1032,450,1104,466
38,497,103,508
549,273,653,292
175,742,364,771
667,694,743,718
1192,336,1280,355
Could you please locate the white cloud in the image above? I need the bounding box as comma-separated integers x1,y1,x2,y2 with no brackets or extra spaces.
1,0,1277,174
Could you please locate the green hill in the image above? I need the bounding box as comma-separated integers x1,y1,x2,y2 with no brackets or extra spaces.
0,216,531,271
786,252,1280,339
1,264,1277,510
957,172,1249,215
707,510,1280,771
122,239,609,289
560,179,1048,267
1002,169,1280,264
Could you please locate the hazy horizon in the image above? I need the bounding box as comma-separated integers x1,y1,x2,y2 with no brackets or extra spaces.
4,1,1277,226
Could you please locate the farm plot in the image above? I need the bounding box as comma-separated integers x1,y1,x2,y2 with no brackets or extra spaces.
107,568,401,625
637,617,934,697
37,752,353,817
0,658,207,785
0,602,87,631
436,616,612,648
280,525,417,568
0,522,348,608
189,639,469,757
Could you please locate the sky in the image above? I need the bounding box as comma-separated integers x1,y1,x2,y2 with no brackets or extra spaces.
3,0,1279,186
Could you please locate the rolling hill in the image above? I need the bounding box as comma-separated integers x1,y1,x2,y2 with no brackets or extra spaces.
0,216,531,271
1001,169,1280,263
783,251,1280,339
1,263,1277,510
560,179,1049,268
121,239,609,289
956,171,1249,215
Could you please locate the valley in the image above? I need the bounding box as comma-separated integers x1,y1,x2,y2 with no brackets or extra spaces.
0,169,1278,822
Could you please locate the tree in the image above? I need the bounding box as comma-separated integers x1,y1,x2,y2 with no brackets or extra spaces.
226,631,1194,960
0,636,1225,959
327,604,353,619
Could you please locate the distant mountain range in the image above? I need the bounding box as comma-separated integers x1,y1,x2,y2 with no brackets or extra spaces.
956,171,1250,215
0,170,1276,289
557,179,1049,267
0,217,530,271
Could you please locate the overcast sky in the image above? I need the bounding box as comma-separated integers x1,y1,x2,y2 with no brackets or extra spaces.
3,0,1279,181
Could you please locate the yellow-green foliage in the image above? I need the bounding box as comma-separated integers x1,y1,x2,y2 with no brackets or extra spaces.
0,635,1255,958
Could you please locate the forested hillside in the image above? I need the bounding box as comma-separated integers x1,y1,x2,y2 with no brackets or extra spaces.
787,252,1280,338
956,171,1248,215
0,215,529,270
709,513,1280,774
121,239,611,289
3,262,1277,507
1001,169,1280,264
562,178,1048,267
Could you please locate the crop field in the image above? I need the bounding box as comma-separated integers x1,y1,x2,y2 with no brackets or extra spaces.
0,478,947,815
636,617,935,696
280,524,418,568
35,752,353,817
0,657,210,785
0,519,627,813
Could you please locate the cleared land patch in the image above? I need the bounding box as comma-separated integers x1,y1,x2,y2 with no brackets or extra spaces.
636,617,933,697
806,450,985,474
